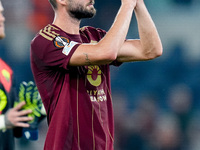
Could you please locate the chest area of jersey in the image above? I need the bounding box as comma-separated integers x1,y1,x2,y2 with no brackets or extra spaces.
84,65,108,103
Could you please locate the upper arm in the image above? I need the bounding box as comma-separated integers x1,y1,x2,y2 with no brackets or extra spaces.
117,39,144,62
117,39,162,62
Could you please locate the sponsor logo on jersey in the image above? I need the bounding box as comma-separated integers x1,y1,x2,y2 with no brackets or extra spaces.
87,89,107,102
87,65,102,87
86,65,107,102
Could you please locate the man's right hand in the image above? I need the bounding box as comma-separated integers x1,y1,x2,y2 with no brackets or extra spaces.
5,101,33,129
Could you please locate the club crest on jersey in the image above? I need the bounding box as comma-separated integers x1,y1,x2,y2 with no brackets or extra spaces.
54,36,70,48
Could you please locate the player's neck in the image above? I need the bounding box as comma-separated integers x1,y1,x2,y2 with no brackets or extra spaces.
53,12,81,35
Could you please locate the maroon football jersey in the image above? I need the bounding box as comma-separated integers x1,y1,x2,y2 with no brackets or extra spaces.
31,24,118,150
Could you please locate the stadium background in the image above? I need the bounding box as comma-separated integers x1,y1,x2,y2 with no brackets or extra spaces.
1,0,200,149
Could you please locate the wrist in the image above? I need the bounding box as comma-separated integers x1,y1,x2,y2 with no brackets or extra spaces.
134,1,146,12
134,3,149,19
5,110,14,129
121,2,135,10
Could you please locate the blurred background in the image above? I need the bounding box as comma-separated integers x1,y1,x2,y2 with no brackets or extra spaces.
1,0,200,149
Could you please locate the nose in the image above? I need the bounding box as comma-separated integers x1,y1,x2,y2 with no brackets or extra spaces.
0,13,5,22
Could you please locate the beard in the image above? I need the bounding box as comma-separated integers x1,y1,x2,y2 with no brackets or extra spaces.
0,31,5,39
0,25,5,39
68,2,96,20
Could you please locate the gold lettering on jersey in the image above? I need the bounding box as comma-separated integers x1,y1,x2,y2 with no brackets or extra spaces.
39,25,60,41
87,89,107,102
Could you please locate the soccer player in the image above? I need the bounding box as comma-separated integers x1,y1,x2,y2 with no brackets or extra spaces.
0,1,45,149
30,0,163,149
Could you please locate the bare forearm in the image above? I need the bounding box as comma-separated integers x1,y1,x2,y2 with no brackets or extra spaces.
98,4,134,56
134,2,163,58
71,3,135,66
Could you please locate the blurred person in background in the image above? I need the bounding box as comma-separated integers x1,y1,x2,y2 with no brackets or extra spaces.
116,93,159,150
31,0,162,149
167,83,194,149
0,1,32,149
0,1,45,150
151,114,182,150
27,0,54,33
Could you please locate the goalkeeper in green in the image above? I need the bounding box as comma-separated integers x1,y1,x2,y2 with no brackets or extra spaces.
0,1,45,149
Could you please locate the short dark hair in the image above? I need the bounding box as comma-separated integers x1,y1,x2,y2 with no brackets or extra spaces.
48,0,57,10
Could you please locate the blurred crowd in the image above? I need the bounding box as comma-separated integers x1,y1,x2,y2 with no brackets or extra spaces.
0,0,200,149
112,57,200,150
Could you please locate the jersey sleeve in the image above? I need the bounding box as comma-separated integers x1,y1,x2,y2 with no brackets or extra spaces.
31,25,81,70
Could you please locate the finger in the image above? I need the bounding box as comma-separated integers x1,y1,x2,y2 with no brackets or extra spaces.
15,122,30,128
17,109,32,116
16,116,33,122
14,101,26,110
